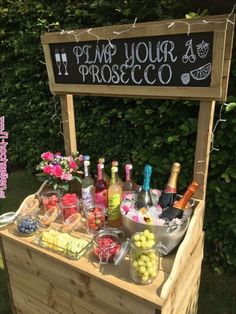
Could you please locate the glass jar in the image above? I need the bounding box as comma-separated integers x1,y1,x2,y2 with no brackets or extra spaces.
84,204,106,234
16,212,42,237
59,193,79,221
129,232,160,284
41,190,61,214
93,230,121,263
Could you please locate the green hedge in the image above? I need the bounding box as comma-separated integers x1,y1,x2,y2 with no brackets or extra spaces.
0,1,235,272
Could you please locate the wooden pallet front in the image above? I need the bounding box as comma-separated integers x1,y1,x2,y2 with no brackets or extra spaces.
0,196,204,314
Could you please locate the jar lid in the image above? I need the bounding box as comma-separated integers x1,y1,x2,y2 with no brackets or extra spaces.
113,238,131,266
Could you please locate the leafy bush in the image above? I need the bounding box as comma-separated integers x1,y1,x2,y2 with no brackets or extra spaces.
0,0,235,272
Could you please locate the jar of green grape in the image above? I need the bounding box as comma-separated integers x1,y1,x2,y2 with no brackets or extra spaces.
129,229,159,284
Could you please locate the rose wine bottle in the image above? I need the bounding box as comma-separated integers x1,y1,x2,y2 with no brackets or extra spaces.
95,163,108,208
82,156,94,209
135,164,153,210
108,166,122,227
159,181,199,220
122,164,135,199
98,157,110,187
158,162,181,209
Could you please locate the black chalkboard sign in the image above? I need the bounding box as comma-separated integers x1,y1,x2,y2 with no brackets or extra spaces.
49,32,213,87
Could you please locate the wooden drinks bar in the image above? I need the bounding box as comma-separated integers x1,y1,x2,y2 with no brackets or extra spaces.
0,14,235,314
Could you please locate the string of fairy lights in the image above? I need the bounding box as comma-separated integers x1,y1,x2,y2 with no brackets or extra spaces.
47,5,235,175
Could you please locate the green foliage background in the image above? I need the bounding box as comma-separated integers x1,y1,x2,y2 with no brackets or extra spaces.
0,1,235,272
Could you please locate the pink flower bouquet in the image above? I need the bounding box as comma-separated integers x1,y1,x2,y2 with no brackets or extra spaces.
37,151,84,192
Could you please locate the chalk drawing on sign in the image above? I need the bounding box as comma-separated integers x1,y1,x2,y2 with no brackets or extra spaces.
196,41,210,58
61,49,69,75
181,73,190,85
55,49,62,75
190,63,211,80
182,39,196,63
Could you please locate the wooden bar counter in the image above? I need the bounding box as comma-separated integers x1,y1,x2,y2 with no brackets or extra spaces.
0,196,204,314
2,13,234,314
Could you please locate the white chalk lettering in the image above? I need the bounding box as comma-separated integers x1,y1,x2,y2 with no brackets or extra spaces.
131,65,142,84
83,45,93,64
136,42,149,63
144,64,156,84
101,64,112,83
160,41,177,63
124,43,135,68
73,46,83,64
89,65,102,83
120,64,129,84
158,64,172,84
79,65,89,82
111,64,120,84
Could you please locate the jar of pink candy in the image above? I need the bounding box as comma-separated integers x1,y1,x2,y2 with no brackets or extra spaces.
60,193,79,221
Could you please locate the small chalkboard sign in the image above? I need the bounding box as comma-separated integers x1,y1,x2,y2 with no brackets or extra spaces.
41,15,234,100
49,32,213,88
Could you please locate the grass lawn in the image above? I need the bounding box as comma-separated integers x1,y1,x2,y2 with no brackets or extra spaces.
0,171,236,314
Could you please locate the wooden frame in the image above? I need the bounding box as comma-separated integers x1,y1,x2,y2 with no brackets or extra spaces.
41,14,235,101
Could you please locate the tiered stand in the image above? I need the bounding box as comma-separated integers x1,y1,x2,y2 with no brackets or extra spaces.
1,14,235,314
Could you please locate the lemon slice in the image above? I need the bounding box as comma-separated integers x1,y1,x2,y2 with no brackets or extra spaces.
190,63,211,80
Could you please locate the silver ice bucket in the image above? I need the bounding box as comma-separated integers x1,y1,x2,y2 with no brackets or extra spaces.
122,209,192,255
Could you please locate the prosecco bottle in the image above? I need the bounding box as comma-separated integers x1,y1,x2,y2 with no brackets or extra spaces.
159,181,199,220
158,162,181,209
135,164,153,210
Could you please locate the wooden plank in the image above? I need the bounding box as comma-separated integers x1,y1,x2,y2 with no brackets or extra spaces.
42,44,56,95
5,252,160,314
160,199,204,299
9,263,157,314
1,231,166,310
161,232,204,314
60,94,77,155
9,263,98,314
193,100,216,200
221,14,235,101
50,84,222,100
210,30,226,90
41,15,230,44
13,290,59,314
0,236,17,314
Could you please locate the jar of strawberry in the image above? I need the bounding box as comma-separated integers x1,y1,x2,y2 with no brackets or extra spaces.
93,230,121,263
60,193,79,221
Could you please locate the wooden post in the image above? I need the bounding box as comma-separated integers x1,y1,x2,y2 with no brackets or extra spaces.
193,100,216,200
0,236,16,314
60,94,77,156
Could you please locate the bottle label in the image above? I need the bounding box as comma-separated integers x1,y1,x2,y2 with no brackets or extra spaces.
164,186,176,193
82,186,94,208
108,193,121,220
95,190,108,208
